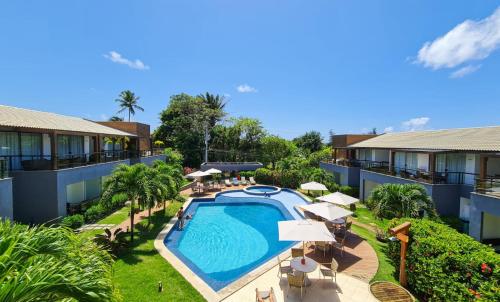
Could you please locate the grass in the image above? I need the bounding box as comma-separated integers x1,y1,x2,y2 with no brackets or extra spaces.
112,202,205,302
351,224,397,283
354,206,389,230
79,205,132,240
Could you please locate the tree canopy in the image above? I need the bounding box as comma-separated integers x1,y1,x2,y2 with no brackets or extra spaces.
260,135,297,169
293,131,324,153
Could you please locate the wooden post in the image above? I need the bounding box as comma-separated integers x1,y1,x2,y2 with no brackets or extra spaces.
389,222,411,287
479,155,488,180
389,150,394,172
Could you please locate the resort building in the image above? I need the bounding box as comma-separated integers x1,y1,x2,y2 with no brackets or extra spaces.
321,127,500,244
0,105,165,223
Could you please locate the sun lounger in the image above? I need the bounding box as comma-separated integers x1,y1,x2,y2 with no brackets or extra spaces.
241,176,248,185
232,177,239,186
225,179,232,187
249,176,256,185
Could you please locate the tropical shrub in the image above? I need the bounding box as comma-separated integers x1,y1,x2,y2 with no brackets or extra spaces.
61,214,84,229
387,218,500,301
255,168,275,185
239,170,256,178
84,203,107,223
368,183,437,219
94,228,127,256
0,220,118,301
339,185,359,198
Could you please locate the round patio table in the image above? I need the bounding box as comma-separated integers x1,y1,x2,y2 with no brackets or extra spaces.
291,256,318,286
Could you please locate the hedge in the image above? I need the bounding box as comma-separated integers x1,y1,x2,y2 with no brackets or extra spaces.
387,218,500,301
61,214,84,229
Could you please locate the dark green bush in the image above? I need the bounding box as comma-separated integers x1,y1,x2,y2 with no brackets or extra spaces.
61,214,84,229
84,204,106,223
278,169,302,189
255,168,274,185
387,218,500,301
339,185,359,198
239,171,256,178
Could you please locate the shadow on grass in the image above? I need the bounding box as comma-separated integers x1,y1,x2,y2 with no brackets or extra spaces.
116,202,182,265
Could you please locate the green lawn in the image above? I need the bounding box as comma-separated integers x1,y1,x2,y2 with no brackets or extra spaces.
112,202,205,302
354,206,389,230
351,224,397,283
79,205,131,240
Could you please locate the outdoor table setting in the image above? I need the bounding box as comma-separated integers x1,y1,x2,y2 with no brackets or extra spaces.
290,256,318,286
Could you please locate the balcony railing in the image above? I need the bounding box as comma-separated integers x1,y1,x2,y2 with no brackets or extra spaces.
0,149,163,172
360,160,477,185
475,177,500,196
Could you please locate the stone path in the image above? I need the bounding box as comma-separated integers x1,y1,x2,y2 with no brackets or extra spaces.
77,223,115,232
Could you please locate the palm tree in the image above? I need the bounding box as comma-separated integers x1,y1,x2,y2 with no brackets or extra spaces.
152,160,182,212
0,220,117,301
142,167,169,224
198,92,226,127
369,183,437,219
115,90,144,122
101,163,149,242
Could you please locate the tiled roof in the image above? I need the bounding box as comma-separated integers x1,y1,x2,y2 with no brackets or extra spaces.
349,126,500,152
0,105,135,136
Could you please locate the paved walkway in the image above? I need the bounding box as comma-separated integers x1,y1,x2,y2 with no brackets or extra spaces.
222,261,377,302
77,223,115,232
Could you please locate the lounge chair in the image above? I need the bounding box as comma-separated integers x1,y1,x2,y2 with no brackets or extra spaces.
291,247,304,258
225,179,232,187
256,287,276,302
232,177,239,186
277,256,293,278
249,176,256,185
286,272,306,299
319,258,338,284
241,176,248,185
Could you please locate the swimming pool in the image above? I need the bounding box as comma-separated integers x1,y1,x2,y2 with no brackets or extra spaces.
243,185,281,195
164,189,309,291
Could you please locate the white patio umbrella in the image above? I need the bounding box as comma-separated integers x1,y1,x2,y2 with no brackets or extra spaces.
205,168,222,174
278,220,336,257
316,191,359,206
185,170,211,179
300,181,328,191
299,202,353,221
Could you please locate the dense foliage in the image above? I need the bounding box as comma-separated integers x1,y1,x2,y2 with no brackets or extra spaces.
292,131,323,153
61,214,84,229
153,93,225,167
0,221,118,301
260,135,296,169
368,183,437,219
387,218,500,301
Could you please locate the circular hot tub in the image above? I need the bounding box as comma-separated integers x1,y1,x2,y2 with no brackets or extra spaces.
243,185,281,196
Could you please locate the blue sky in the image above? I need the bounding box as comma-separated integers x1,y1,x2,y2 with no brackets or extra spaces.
1,1,500,139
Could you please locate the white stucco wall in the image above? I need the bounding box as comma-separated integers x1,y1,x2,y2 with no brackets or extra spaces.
465,154,480,185
43,134,51,157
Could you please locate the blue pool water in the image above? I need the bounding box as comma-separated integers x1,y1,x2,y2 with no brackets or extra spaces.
246,186,278,193
164,189,309,291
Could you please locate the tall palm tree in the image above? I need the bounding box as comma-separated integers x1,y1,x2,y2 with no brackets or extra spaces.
142,167,169,224
0,220,117,301
152,160,182,212
115,90,144,122
101,163,149,242
198,92,226,127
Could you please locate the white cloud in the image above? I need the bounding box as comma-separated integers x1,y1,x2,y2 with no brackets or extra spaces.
416,7,500,72
383,126,394,133
402,117,430,131
103,51,150,70
449,65,481,78
236,84,257,93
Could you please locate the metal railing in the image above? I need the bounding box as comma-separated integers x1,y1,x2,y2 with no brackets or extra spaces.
475,177,500,195
359,160,477,185
1,149,163,171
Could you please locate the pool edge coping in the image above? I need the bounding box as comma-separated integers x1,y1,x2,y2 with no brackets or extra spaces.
154,196,303,302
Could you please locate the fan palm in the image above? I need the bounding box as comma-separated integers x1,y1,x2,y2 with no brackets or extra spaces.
115,90,144,122
101,163,149,242
0,220,117,301
369,183,437,219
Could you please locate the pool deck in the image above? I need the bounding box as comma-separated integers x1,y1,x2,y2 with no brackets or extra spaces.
157,186,380,301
